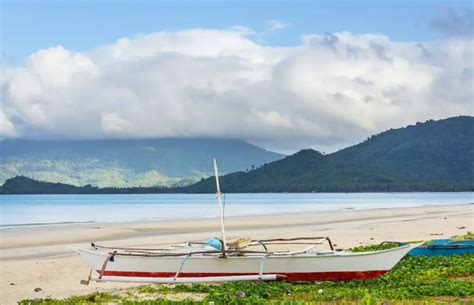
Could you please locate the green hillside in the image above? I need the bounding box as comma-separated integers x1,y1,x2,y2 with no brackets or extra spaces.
186,116,474,192
2,116,472,194
185,149,396,192
332,116,474,182
0,138,283,187
0,176,96,194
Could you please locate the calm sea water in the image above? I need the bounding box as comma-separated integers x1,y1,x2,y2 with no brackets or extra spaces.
0,193,472,228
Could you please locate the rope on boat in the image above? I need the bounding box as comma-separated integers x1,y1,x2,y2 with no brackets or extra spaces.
257,240,268,252
173,254,191,281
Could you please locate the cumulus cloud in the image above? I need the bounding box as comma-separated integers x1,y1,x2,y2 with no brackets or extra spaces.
0,28,472,151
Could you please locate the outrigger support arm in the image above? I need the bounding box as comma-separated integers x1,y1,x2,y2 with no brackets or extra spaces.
214,158,227,255
253,237,335,251
91,274,286,283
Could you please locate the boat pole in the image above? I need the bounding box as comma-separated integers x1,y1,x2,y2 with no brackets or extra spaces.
213,158,227,253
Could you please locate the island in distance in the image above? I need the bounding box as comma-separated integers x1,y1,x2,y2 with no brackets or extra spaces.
0,138,283,187
1,116,473,194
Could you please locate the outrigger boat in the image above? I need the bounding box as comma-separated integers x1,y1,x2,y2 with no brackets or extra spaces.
409,239,474,257
79,159,419,284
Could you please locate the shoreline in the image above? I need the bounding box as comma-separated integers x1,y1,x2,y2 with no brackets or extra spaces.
0,204,472,304
1,203,472,245
2,191,474,195
1,199,472,231
1,203,472,250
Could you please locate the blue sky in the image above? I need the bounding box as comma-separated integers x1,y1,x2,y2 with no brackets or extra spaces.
1,0,471,65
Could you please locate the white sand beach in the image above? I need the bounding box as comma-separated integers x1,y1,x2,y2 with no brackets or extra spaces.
0,204,472,304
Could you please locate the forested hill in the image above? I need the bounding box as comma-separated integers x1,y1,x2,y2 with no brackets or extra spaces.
185,116,474,192
0,138,283,187
1,116,473,194
185,149,398,192
331,116,473,182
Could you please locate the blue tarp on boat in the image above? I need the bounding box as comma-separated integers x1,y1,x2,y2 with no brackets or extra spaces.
409,239,474,256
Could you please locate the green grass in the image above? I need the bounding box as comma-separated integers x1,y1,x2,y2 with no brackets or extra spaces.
453,231,474,241
349,241,404,253
19,241,474,304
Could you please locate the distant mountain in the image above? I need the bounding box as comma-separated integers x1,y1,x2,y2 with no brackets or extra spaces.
2,116,472,194
186,116,474,192
0,138,284,187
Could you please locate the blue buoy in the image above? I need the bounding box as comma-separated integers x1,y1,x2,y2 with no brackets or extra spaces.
206,237,222,250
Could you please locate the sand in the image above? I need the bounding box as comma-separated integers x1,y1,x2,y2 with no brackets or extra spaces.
0,204,472,304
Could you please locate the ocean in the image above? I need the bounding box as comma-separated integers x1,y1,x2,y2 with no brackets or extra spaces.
0,192,472,229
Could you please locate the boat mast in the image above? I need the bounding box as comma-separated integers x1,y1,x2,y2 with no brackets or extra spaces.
213,158,227,252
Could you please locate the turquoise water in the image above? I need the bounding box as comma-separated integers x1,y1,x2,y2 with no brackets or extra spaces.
0,193,472,228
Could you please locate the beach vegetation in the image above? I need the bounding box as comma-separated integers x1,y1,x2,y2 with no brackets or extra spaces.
19,234,474,304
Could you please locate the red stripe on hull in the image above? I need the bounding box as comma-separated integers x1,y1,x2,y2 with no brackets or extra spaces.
98,270,388,281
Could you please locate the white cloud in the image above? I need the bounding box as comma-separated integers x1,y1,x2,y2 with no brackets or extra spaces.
0,29,472,151
101,112,132,135
265,20,291,31
0,110,16,137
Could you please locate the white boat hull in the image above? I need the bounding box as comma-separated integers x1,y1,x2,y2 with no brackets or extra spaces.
78,244,417,282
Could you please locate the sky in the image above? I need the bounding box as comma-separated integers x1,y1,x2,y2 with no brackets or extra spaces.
0,0,473,153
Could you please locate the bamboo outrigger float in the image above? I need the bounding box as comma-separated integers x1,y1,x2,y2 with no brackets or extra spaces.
79,159,418,284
